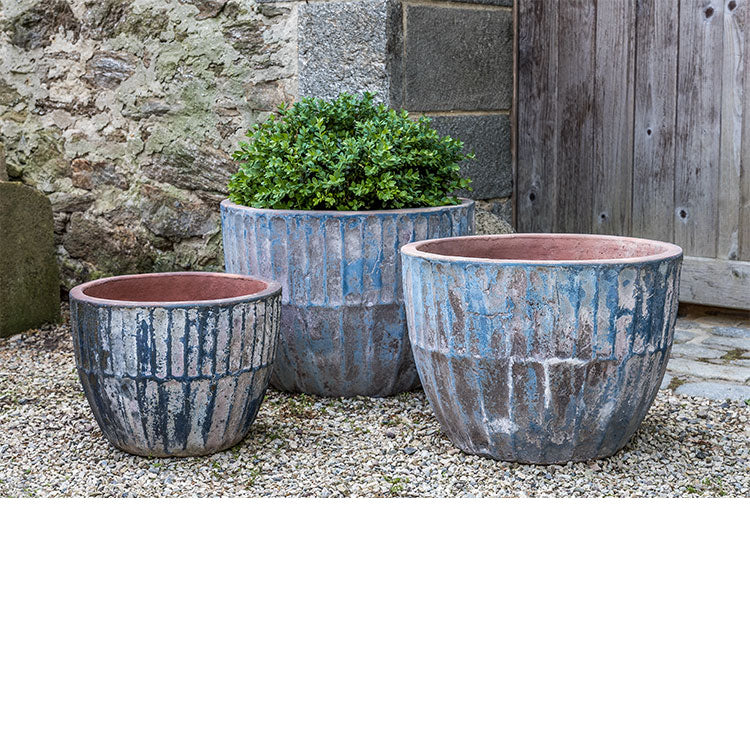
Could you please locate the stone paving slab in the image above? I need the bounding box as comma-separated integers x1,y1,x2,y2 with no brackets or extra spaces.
666,357,750,383
669,342,727,360
662,308,750,401
675,381,750,400
702,335,750,350
672,329,698,344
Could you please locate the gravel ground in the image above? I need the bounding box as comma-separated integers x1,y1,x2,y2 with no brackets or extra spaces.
1,310,748,498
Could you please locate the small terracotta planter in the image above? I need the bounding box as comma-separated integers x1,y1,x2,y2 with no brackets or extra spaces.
69,272,281,457
220,199,474,397
401,234,683,464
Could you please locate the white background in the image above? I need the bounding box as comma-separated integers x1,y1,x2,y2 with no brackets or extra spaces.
1,498,748,749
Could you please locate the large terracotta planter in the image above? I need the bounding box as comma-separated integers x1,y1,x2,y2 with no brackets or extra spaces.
69,271,281,457
401,234,683,464
220,199,474,396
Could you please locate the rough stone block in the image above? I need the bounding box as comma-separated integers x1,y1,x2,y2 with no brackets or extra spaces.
83,51,138,89
475,207,513,235
8,0,80,51
428,114,511,200
0,182,60,336
142,142,235,194
405,5,513,111
479,197,514,225
139,184,217,240
298,0,402,106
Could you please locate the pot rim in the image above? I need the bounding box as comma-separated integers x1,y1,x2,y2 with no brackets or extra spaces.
220,197,474,217
401,233,683,265
69,271,282,308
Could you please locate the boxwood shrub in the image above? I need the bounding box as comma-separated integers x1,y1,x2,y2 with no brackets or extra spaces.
227,92,472,211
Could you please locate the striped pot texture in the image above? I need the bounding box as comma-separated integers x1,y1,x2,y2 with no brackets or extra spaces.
69,272,281,457
401,234,683,464
221,199,474,397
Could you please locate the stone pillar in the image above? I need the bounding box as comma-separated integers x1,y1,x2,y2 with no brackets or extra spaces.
296,0,515,223
297,0,403,107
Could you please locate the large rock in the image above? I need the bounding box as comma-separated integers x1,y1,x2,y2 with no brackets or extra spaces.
0,182,60,336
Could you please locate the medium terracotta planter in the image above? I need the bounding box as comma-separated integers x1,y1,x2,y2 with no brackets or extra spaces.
69,272,281,457
220,199,474,397
401,234,683,464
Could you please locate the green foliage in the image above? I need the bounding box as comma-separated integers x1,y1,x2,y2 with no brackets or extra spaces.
228,92,472,211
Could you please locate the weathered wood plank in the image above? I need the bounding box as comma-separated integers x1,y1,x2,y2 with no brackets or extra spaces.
514,0,749,309
674,1,724,258
719,0,746,261
592,0,636,236
679,257,750,308
516,0,559,232
555,0,596,233
739,0,750,261
632,0,679,242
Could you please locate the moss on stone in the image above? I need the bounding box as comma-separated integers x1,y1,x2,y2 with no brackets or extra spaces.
721,348,746,362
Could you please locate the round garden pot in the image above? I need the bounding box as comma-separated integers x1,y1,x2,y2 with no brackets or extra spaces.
220,199,474,397
401,234,683,464
69,271,281,457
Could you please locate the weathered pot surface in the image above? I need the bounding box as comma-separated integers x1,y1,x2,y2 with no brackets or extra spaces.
69,271,281,457
221,199,475,397
401,233,683,464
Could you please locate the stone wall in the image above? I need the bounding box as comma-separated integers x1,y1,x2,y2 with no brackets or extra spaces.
0,0,514,290
0,0,297,288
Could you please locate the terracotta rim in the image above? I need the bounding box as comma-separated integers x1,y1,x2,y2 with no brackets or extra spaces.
401,233,683,265
220,197,474,217
69,271,281,308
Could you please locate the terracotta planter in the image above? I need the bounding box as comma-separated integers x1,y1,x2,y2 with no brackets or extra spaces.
401,234,683,464
69,272,281,457
220,199,474,397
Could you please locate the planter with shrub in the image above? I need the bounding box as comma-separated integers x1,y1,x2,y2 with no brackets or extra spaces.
221,92,474,397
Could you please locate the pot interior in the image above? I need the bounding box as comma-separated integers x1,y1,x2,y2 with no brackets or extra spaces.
410,234,680,262
81,273,268,303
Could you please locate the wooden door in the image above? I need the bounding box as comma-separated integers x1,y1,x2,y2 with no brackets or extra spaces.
516,0,750,310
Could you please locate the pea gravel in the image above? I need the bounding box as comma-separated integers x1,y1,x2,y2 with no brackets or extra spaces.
1,310,748,498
